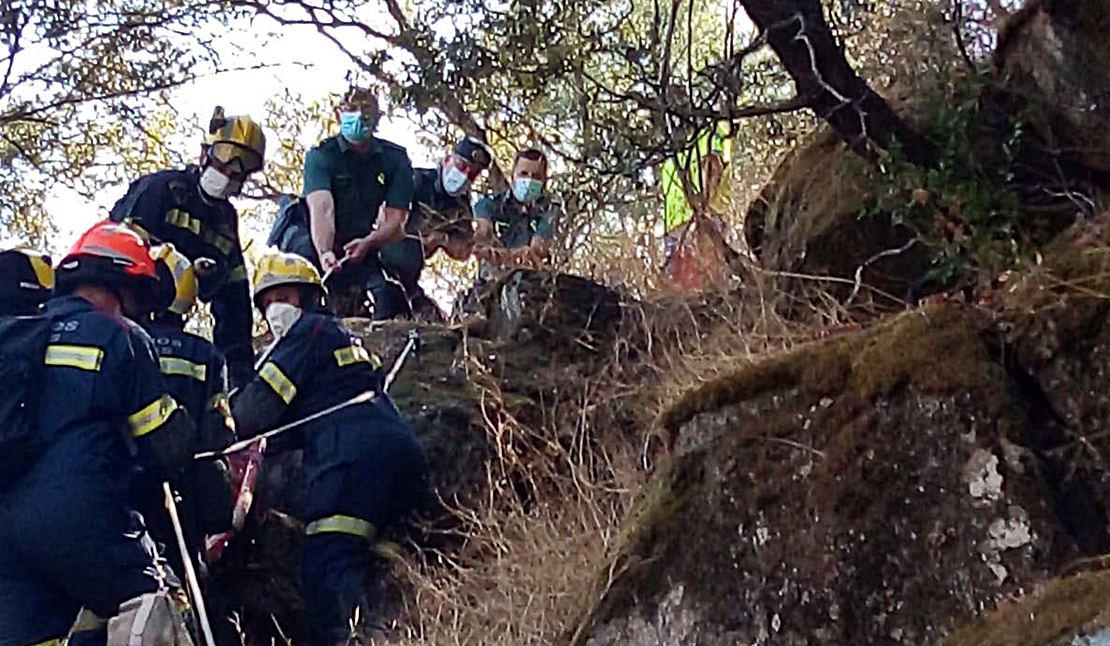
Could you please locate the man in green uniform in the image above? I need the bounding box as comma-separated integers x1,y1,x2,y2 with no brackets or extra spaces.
473,148,562,279
301,87,414,318
379,136,493,321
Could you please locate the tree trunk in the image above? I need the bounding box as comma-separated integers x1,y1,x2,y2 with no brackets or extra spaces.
739,0,938,166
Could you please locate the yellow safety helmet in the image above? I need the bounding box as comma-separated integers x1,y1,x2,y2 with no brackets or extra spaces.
149,243,198,315
2,247,54,292
204,107,266,175
251,251,325,309
0,247,54,313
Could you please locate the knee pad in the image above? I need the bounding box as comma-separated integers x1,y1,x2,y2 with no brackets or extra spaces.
106,590,195,646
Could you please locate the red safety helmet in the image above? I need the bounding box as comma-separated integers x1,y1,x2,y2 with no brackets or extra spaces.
55,221,161,311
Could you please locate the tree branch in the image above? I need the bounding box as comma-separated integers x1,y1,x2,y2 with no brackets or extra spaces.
739,0,938,166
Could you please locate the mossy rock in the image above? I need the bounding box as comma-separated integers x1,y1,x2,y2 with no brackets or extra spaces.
941,570,1110,646
994,215,1110,534
995,0,1110,176
570,305,1098,646
743,127,936,302
483,269,624,358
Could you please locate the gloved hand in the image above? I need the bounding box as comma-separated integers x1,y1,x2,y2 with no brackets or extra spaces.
193,257,224,301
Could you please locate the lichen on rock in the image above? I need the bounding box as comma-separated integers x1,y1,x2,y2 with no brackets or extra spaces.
571,305,1096,646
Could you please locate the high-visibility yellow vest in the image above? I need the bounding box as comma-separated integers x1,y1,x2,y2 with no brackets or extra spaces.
661,123,734,232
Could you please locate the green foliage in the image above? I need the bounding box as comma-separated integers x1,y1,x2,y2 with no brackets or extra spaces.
0,0,1016,298
0,0,238,243
861,70,1032,286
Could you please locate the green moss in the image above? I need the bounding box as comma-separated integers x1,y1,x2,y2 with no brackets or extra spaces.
663,304,1005,435
569,446,725,644
574,304,1020,643
660,354,806,434
939,571,1110,646
849,306,1005,402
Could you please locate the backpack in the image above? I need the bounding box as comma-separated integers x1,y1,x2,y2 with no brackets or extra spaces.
267,195,308,248
267,196,320,268
0,314,53,488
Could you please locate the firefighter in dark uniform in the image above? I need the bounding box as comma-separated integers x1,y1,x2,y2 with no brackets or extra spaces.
231,252,426,646
135,243,235,582
109,108,266,387
379,136,492,321
0,221,196,646
300,87,414,319
0,247,54,315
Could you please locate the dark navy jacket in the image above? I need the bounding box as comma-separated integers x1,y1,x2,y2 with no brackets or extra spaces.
380,166,473,289
407,166,473,236
231,312,401,521
37,296,192,489
0,296,189,646
143,319,235,540
109,167,253,385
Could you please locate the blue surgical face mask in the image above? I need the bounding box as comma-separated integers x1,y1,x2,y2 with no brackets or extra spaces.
339,111,370,144
512,177,544,203
441,165,470,196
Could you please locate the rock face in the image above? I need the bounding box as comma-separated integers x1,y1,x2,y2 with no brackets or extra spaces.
209,270,627,644
743,127,936,302
995,0,1110,176
995,216,1110,542
479,269,624,356
571,306,1106,646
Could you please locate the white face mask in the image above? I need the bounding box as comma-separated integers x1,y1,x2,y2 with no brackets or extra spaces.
199,166,231,199
441,165,469,196
265,301,302,338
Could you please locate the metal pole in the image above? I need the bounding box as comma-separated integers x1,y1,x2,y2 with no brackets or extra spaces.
162,482,217,646
383,329,420,393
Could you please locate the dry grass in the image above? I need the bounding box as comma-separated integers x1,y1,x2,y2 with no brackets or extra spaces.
382,463,637,645
365,258,861,646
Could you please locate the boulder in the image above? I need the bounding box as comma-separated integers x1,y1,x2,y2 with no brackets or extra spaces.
743,127,936,303
480,269,625,356
570,305,1105,646
995,0,1110,176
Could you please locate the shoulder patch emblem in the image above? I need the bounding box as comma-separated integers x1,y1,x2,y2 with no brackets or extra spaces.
377,172,386,185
